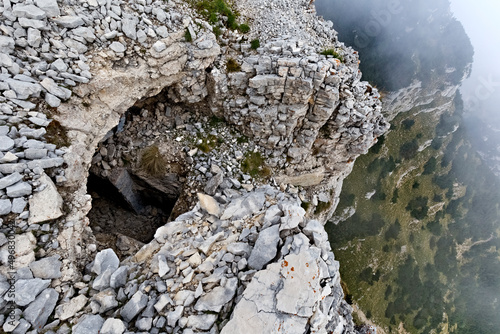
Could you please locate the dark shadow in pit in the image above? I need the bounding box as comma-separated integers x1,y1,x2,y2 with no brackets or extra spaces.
87,171,179,255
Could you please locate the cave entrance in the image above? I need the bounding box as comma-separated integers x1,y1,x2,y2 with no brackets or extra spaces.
86,97,186,257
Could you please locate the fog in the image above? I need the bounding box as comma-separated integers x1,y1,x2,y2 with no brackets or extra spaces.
450,0,500,121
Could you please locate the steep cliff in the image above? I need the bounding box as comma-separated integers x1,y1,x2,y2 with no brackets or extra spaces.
0,0,387,333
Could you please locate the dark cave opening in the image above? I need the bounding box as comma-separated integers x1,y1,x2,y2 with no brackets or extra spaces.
86,169,179,253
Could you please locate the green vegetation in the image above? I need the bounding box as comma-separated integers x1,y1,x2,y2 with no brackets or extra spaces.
301,201,311,211
241,151,271,178
184,28,192,42
140,145,166,176
239,23,250,33
320,48,344,62
196,134,220,153
192,0,249,34
315,200,332,214
250,39,260,50
226,58,241,72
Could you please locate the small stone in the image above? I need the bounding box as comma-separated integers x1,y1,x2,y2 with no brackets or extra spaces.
92,248,119,275
51,58,68,72
45,93,61,107
55,295,88,321
28,173,63,224
29,255,61,278
158,255,170,277
109,41,126,53
23,288,59,329
11,197,27,213
100,318,126,334
197,193,220,216
120,291,148,322
110,266,128,289
0,172,22,189
152,40,166,52
186,314,217,331
72,314,104,334
40,77,72,100
0,135,15,151
52,16,85,28
6,181,32,198
194,277,238,313
35,0,60,17
12,5,47,19
0,199,12,215
247,225,281,270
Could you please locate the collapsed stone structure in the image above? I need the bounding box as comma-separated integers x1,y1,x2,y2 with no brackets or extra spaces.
0,0,388,333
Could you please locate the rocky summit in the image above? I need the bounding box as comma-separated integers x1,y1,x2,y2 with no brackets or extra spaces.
0,0,388,333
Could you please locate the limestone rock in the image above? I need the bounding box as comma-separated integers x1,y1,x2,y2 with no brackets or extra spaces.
197,192,220,216
28,173,63,224
92,248,119,275
23,288,59,329
72,314,105,334
29,255,62,279
248,225,280,270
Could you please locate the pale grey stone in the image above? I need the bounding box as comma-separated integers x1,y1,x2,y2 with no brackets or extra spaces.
122,16,137,40
135,317,152,331
25,148,48,159
12,5,46,19
0,36,15,53
28,173,63,224
51,59,68,72
166,305,183,327
92,267,114,291
221,192,266,220
27,157,64,169
55,295,88,321
0,199,12,215
156,26,168,38
29,255,61,279
0,172,22,189
204,172,223,195
27,28,41,47
110,265,128,288
247,225,280,270
120,291,148,322
279,203,306,231
40,78,71,100
0,136,15,152
0,163,26,174
154,294,172,313
11,197,27,213
194,277,238,312
18,18,46,29
186,314,216,331
197,193,220,216
60,73,89,83
100,318,126,334
227,242,251,256
72,27,96,42
53,16,85,28
45,92,61,107
109,41,126,53
35,0,60,17
92,288,118,313
6,182,32,198
92,248,119,275
11,279,48,306
5,79,42,99
152,40,166,52
23,288,58,329
64,38,88,53
73,314,104,334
